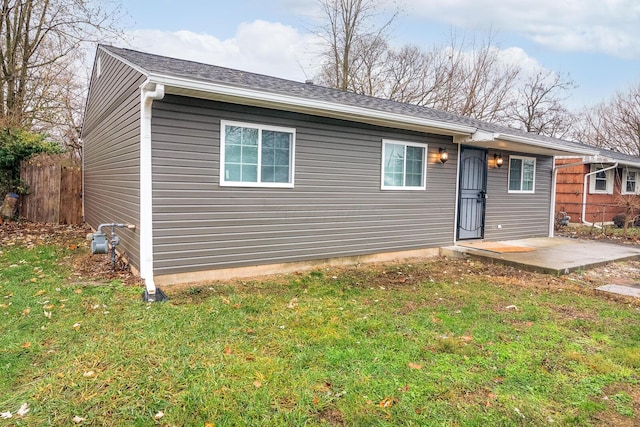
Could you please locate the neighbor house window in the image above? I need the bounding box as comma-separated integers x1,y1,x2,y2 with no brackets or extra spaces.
220,120,295,188
508,156,536,193
622,168,639,194
589,164,613,194
381,140,426,190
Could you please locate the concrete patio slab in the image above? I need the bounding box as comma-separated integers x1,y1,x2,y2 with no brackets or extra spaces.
596,284,640,298
441,237,640,275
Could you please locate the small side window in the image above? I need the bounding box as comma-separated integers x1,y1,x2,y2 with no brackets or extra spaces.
508,156,536,193
622,168,638,195
381,140,426,190
588,165,613,194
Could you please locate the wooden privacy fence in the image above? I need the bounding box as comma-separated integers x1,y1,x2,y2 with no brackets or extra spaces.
20,153,82,224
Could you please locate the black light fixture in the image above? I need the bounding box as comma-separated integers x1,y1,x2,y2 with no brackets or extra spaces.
439,147,449,164
494,153,503,168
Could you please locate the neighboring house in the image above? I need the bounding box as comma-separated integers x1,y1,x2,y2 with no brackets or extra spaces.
555,149,640,225
81,45,596,298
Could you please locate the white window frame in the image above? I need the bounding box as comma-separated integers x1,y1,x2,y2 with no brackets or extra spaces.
589,164,614,194
507,155,536,194
621,168,639,195
220,120,295,188
380,139,427,190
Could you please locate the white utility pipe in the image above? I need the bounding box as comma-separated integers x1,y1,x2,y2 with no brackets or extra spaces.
550,159,591,237
581,163,618,227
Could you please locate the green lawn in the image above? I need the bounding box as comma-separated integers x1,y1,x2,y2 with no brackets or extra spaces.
0,241,638,426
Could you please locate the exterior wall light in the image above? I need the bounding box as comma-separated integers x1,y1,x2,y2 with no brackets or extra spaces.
494,153,503,168
439,148,449,164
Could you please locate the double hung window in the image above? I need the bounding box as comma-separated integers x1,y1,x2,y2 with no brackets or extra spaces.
508,156,536,193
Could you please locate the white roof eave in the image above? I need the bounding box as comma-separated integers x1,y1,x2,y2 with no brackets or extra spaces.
148,73,478,137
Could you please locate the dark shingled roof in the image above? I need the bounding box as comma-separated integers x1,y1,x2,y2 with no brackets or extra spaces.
102,44,596,153
594,146,640,166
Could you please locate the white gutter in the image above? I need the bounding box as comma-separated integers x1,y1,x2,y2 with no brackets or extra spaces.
581,162,618,227
140,81,165,298
495,133,598,156
147,73,478,136
549,159,592,237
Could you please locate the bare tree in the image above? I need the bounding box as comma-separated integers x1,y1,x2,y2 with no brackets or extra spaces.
508,69,576,138
0,0,124,150
315,0,396,92
576,83,640,155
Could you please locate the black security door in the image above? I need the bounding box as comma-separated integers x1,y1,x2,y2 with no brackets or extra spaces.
457,147,487,240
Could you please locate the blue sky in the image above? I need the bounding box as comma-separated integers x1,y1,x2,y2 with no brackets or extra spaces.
116,0,640,110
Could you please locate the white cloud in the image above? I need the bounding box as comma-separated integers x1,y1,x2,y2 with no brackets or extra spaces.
402,0,640,58
125,20,322,81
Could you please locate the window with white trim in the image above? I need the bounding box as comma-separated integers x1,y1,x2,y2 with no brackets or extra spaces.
622,168,639,195
589,164,613,194
508,156,536,193
381,140,426,190
220,120,295,188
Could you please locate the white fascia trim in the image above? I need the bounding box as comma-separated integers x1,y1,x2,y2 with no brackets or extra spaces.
495,133,598,156
140,81,165,296
147,73,478,136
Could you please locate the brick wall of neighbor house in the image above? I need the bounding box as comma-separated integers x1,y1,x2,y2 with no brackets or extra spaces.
555,158,627,224
81,50,147,270
149,95,459,277
483,151,554,240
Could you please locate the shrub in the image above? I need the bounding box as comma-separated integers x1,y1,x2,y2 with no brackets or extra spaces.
0,128,63,195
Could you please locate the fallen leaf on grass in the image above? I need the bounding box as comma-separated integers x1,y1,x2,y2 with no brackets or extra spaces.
378,397,396,408
459,335,474,342
205,423,214,427
153,411,164,420
72,415,85,423
83,371,95,378
408,362,422,370
44,310,52,319
223,347,232,355
220,296,230,304
1,411,12,419
34,289,46,296
72,322,81,330
29,278,37,283
74,289,82,294
22,308,30,315
505,305,518,310
286,297,298,309
253,380,262,388
20,342,31,349
16,403,29,416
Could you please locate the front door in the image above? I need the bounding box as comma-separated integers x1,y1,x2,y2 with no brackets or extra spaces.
457,147,487,240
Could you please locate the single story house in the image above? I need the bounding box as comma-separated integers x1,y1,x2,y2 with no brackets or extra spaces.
81,45,597,299
555,148,640,225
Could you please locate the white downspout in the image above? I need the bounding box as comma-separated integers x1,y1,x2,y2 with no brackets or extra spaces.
550,159,591,237
581,162,617,227
140,81,165,297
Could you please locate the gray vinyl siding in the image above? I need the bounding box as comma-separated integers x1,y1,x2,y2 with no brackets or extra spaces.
483,152,552,240
81,50,146,270
151,95,458,276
